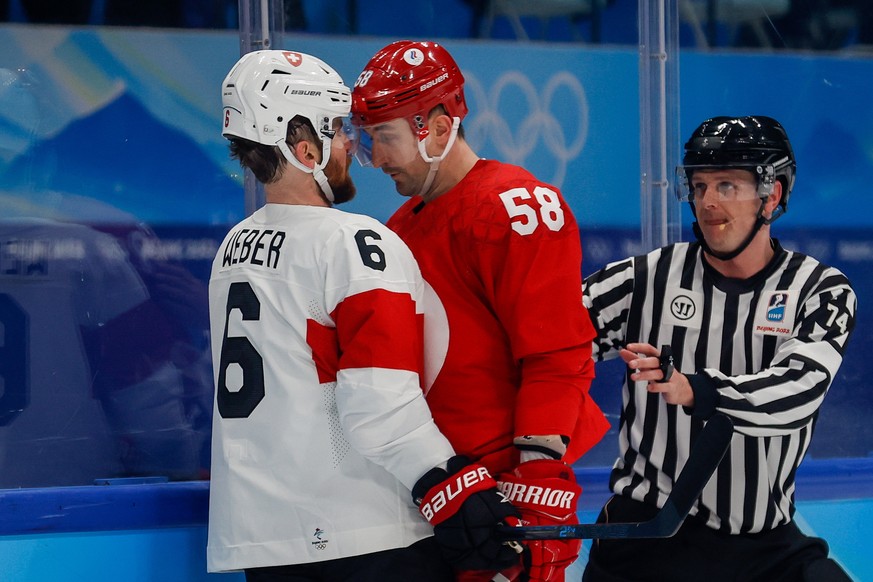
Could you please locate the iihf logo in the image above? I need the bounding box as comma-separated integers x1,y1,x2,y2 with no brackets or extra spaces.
766,293,787,322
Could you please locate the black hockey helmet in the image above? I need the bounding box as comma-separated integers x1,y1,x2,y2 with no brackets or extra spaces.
680,115,795,217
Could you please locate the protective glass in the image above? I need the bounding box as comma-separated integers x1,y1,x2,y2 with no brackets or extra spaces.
676,164,776,203
351,117,423,168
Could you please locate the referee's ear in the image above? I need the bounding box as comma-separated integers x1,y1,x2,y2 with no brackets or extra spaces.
764,180,783,219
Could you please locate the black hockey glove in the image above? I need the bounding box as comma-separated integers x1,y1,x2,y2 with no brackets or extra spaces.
412,455,522,572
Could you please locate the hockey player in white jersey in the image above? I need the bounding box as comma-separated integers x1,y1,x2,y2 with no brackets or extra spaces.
207,50,522,581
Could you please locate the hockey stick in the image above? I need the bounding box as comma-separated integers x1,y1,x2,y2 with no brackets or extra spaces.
497,413,734,541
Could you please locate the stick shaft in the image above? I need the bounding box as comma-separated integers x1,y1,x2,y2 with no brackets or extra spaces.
498,414,733,541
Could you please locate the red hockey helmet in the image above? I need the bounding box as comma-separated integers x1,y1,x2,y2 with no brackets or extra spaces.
351,40,467,128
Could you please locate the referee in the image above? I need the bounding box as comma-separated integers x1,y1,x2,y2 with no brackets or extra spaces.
582,116,855,581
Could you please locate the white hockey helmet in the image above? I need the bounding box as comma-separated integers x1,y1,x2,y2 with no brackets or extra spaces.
221,50,352,200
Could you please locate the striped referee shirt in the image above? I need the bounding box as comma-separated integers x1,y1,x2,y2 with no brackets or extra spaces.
582,239,856,534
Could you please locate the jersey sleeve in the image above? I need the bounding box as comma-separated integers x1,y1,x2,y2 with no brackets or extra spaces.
693,270,857,437
582,255,638,362
322,220,455,490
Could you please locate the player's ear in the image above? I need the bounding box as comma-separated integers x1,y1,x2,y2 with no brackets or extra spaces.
292,139,318,168
430,111,454,144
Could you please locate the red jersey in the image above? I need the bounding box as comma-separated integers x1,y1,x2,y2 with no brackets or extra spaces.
387,159,609,473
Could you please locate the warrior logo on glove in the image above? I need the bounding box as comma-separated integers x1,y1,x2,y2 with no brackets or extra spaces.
498,481,576,511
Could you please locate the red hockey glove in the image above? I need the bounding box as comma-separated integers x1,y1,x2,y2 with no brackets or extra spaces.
413,455,523,572
497,460,582,582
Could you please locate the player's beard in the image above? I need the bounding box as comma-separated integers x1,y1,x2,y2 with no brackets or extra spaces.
325,153,356,204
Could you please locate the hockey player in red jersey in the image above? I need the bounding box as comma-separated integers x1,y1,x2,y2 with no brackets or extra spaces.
207,50,522,582
351,41,610,582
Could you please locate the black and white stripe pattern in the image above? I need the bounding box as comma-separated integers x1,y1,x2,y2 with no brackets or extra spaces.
583,240,856,534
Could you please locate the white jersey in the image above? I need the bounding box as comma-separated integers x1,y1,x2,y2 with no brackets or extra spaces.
206,204,455,572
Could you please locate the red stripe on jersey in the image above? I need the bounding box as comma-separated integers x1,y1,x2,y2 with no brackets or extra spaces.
306,289,424,384
306,319,340,384
336,288,423,375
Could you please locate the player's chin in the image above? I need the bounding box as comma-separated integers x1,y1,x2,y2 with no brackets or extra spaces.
392,176,419,197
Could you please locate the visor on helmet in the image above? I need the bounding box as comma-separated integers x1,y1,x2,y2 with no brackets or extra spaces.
351,116,428,168
353,128,374,167
338,117,358,152
677,163,776,203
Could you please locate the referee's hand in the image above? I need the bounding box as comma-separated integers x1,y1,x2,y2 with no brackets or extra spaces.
620,343,695,407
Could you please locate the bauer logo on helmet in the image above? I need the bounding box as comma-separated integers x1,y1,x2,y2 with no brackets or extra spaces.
421,73,449,93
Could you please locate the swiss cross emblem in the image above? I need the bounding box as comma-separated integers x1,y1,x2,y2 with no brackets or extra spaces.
283,51,303,67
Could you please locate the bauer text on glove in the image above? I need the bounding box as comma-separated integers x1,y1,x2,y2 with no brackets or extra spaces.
413,455,523,572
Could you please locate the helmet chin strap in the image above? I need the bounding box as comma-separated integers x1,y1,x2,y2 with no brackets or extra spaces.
690,198,769,262
416,117,460,199
277,137,335,203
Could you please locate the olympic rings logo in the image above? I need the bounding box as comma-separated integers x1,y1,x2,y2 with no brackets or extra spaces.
462,70,589,188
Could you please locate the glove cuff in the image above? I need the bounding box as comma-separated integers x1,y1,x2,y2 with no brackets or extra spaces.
511,458,577,480
412,465,450,506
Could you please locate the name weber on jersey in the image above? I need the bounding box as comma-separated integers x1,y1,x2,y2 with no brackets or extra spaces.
221,228,286,269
